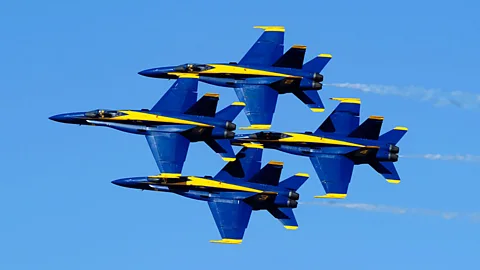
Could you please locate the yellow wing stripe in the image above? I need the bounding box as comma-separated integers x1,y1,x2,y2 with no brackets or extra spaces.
295,173,309,177
387,179,401,184
318,53,332,58
210,238,243,244
232,102,246,106
204,93,219,98
314,193,347,199
239,124,271,130
222,157,236,162
268,161,284,166
241,143,264,149
254,25,285,32
284,226,298,230
330,97,361,104
311,108,325,113
292,44,307,49
394,126,408,131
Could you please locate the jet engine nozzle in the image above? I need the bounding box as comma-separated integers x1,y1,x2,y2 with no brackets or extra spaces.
287,199,298,208
225,121,236,131
312,82,322,90
288,191,300,200
224,131,235,139
389,153,399,162
389,145,400,154
313,73,324,82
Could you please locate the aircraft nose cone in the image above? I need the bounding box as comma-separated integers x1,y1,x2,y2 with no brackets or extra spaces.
111,179,127,187
138,68,159,78
49,114,69,123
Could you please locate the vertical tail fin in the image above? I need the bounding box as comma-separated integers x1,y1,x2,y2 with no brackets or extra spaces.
214,147,262,180
370,161,401,184
293,90,325,112
248,160,283,186
272,45,306,69
302,54,332,72
314,98,360,135
184,93,219,117
379,126,408,145
268,207,298,230
278,173,309,191
215,102,245,122
348,116,384,140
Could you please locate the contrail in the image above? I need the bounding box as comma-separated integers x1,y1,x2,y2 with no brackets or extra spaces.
401,154,480,163
300,201,480,222
325,83,480,109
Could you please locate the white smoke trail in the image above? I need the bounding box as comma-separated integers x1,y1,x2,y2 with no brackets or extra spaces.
401,154,480,163
325,83,480,109
300,201,480,222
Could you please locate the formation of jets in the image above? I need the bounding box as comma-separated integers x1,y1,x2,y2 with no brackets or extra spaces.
50,26,407,244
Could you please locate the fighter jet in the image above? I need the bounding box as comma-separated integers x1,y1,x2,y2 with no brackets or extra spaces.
233,98,407,199
112,147,308,244
49,77,245,175
138,26,331,130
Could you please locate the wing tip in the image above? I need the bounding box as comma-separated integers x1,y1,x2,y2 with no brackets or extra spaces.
292,44,307,49
318,53,332,58
314,193,347,199
294,173,309,178
310,108,325,113
204,92,220,98
284,225,298,230
222,157,236,162
386,179,401,184
394,126,408,131
231,101,246,106
369,115,384,120
268,160,284,166
210,238,243,244
253,25,285,32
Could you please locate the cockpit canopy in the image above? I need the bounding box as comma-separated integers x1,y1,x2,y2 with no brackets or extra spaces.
84,109,125,118
174,63,213,73
252,132,291,140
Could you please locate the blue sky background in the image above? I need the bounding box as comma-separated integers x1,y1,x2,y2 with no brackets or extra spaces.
2,0,479,269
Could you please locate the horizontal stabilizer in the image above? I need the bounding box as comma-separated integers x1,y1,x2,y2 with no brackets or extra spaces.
379,126,408,145
205,139,236,162
214,147,262,180
315,98,360,135
278,173,309,191
272,45,306,69
293,90,325,112
370,161,401,184
215,102,245,121
248,160,283,186
184,93,219,117
302,54,332,73
348,116,384,140
268,207,298,230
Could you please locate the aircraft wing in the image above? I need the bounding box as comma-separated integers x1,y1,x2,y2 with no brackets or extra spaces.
145,133,190,174
310,155,354,199
235,85,279,130
314,98,360,136
238,26,285,66
150,78,198,114
208,199,253,244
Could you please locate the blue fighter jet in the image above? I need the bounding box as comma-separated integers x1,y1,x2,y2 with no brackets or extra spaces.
138,26,332,130
233,98,407,199
112,146,308,244
49,77,245,175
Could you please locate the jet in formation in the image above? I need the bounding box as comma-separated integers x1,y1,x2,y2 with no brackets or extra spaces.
112,147,308,244
49,77,245,175
138,26,331,130
233,98,407,198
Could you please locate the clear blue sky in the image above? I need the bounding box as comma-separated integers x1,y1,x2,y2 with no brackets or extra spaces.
2,0,479,269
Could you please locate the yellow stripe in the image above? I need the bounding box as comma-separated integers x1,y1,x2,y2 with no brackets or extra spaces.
201,64,297,78
310,108,325,112
210,238,242,244
222,157,236,162
295,173,309,177
149,173,181,179
167,73,199,78
284,226,298,230
268,161,284,166
254,25,285,32
318,53,332,58
178,177,263,193
292,44,306,49
239,124,271,130
241,143,264,149
369,115,384,120
280,133,365,147
114,111,213,127
232,102,246,106
330,97,361,104
204,93,219,98
394,126,408,131
387,179,401,184
314,193,347,199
